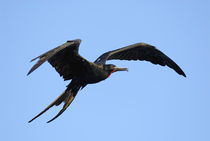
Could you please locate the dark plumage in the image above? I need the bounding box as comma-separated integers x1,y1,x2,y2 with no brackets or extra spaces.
28,39,186,123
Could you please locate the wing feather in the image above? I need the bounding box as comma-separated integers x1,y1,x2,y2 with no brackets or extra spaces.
95,43,186,77
27,39,92,80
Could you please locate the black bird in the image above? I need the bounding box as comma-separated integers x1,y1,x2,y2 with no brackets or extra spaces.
28,39,186,123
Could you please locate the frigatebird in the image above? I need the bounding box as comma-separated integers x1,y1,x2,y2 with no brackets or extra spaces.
28,39,186,123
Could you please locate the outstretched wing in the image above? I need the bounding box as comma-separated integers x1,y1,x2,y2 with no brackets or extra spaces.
28,39,91,80
95,43,186,77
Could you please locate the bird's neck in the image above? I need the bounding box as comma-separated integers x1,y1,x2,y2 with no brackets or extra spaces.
107,70,115,77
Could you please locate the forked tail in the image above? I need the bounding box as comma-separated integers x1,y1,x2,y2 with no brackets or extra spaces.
28,82,81,123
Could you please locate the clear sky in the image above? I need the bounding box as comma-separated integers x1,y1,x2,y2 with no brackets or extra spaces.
1,0,210,141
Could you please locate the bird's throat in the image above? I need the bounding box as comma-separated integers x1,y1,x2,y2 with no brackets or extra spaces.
107,70,116,77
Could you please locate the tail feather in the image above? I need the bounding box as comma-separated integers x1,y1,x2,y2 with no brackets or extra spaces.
28,91,67,123
28,80,82,123
47,93,75,123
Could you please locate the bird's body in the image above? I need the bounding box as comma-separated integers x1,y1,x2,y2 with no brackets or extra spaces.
28,39,186,123
75,64,109,84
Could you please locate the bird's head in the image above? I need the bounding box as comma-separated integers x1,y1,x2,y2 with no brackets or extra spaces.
104,64,128,77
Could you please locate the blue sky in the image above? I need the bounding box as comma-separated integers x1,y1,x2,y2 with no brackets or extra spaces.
1,0,210,141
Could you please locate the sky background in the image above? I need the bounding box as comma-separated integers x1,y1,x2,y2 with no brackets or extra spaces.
1,0,210,141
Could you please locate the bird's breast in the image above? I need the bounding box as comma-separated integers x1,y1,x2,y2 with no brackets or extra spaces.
79,67,108,84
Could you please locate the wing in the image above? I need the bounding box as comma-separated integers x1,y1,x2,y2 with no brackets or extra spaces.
95,43,186,77
27,39,91,80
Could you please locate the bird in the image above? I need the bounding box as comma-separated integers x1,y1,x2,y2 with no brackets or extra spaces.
27,39,186,123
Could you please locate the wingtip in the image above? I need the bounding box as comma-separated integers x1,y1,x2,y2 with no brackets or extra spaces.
179,70,186,78
182,73,187,78
27,68,34,76
27,63,40,76
28,120,32,123
30,56,39,62
27,71,31,76
27,57,40,75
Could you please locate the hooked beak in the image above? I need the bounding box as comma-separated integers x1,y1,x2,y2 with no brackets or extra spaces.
113,67,128,72
67,39,81,44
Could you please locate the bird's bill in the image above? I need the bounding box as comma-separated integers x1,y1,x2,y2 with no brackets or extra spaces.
113,67,128,72
67,39,81,44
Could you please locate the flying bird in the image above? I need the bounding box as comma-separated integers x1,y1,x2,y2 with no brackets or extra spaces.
28,39,186,123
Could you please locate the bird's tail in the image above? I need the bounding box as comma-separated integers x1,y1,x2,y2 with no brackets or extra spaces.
28,82,81,123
